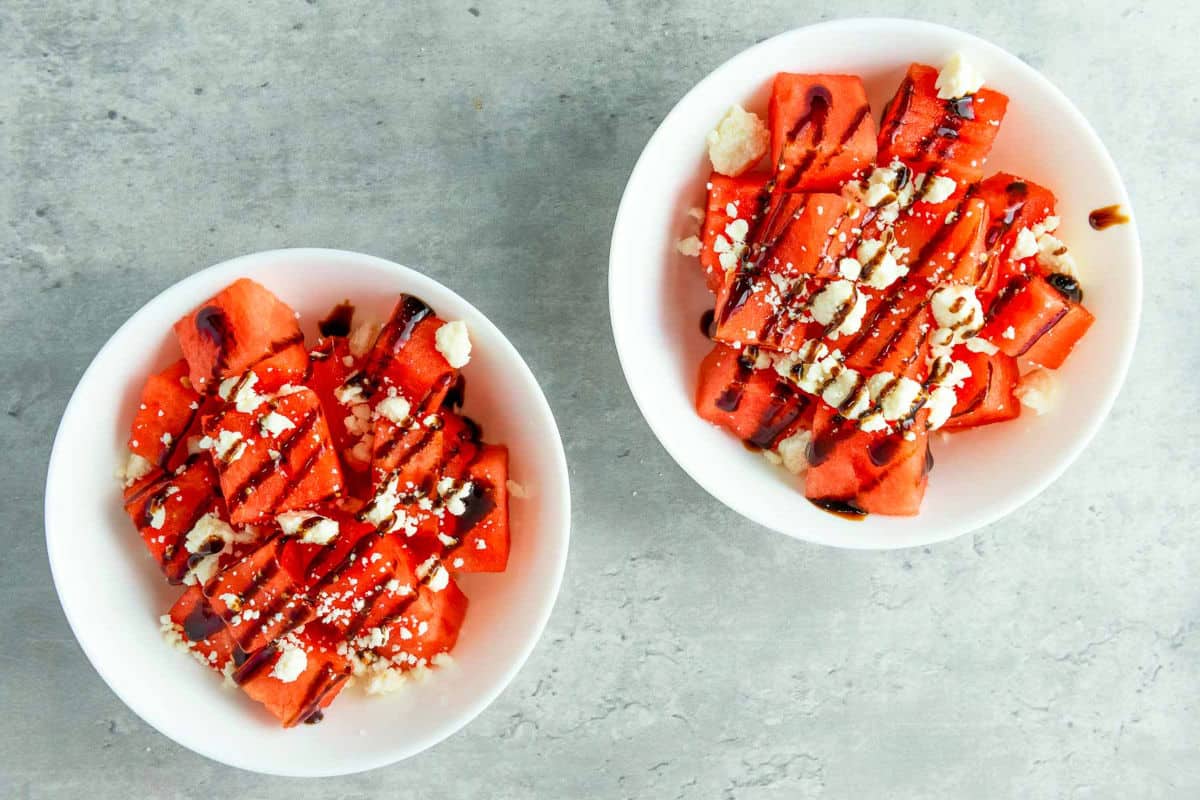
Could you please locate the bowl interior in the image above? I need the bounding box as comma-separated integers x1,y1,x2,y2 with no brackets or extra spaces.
609,18,1141,549
45,249,570,775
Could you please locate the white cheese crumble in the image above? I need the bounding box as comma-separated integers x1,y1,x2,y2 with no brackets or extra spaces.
418,556,450,592
1002,325,1016,340
965,336,999,355
930,284,984,347
276,510,340,545
181,513,255,586
436,477,474,517
919,174,957,204
435,320,472,368
1015,368,1057,415
212,429,246,463
1010,227,1039,260
259,411,295,438
218,372,268,413
505,479,529,499
119,451,154,487
271,641,308,683
675,235,702,257
705,104,769,177
775,430,811,475
936,53,985,100
348,319,381,358
376,395,412,426
809,280,867,336
856,238,908,290
837,257,862,280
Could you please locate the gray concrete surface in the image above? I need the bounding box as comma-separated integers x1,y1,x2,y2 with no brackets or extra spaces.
2,1,1196,797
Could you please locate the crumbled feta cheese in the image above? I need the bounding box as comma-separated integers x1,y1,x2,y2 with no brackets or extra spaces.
919,174,957,204
417,556,450,592
706,105,769,177
964,336,999,355
218,372,268,413
810,280,867,336
929,284,984,347
348,319,380,358
505,479,529,498
675,235,702,257
259,411,295,438
856,238,908,290
436,477,474,516
376,395,412,426
1002,325,1016,340
775,430,811,475
119,451,154,487
362,474,401,527
180,513,255,585
837,257,862,280
271,641,308,683
936,53,985,100
1035,232,1079,277
1010,227,1039,260
925,385,959,430
212,429,246,462
334,377,366,406
1015,368,1057,415
435,320,472,368
276,510,340,545
862,372,925,428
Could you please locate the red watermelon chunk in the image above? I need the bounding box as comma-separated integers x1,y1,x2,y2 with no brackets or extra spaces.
203,387,344,525
375,575,469,671
166,585,239,672
695,344,814,448
205,537,314,654
943,345,1021,429
804,405,930,516
360,296,458,408
308,531,420,641
840,285,935,380
700,174,769,294
441,444,510,573
974,173,1058,299
122,456,226,583
174,278,304,392
877,63,1008,186
980,274,1094,369
128,359,203,469
770,73,877,191
236,627,352,727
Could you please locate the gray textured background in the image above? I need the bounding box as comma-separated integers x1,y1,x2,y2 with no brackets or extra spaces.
2,1,1196,798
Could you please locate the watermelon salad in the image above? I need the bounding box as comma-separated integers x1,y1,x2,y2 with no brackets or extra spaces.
677,54,1096,518
117,278,518,727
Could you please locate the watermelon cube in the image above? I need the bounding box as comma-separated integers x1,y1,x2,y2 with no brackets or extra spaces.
769,73,877,191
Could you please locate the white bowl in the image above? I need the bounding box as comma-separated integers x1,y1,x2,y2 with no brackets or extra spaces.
609,18,1141,549
44,249,571,775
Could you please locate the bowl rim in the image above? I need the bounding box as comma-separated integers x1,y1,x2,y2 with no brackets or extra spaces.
44,247,572,775
607,17,1142,550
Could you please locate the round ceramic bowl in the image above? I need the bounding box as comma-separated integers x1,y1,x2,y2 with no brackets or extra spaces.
45,249,571,775
608,18,1141,549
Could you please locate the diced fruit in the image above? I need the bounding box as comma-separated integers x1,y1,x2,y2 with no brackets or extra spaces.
203,387,344,525
237,628,352,727
128,359,203,468
700,174,768,294
241,342,311,394
167,585,239,671
980,274,1095,369
769,73,877,191
877,63,1008,185
361,296,458,408
442,444,510,573
695,344,814,447
713,194,860,348
943,346,1021,429
205,537,314,654
974,173,1058,300
840,285,934,380
174,278,304,391
804,405,930,516
123,457,225,583
376,576,469,670
308,532,420,640
902,196,990,286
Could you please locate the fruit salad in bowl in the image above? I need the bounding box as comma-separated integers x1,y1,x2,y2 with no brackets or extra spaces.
609,19,1140,547
680,54,1096,518
46,249,570,774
